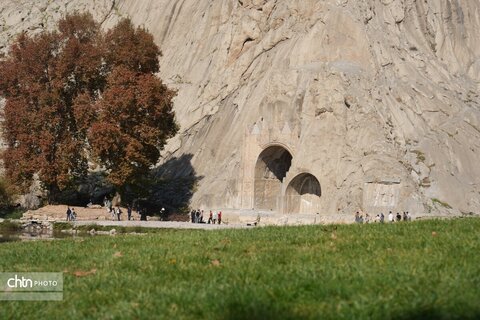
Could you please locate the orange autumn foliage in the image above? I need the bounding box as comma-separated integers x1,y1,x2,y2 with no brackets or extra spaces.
0,13,178,200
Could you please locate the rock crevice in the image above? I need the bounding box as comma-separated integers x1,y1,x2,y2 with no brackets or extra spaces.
0,0,479,215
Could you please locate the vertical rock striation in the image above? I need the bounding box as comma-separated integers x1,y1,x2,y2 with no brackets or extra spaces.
1,0,479,215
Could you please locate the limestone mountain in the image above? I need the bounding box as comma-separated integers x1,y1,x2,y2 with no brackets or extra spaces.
1,0,479,216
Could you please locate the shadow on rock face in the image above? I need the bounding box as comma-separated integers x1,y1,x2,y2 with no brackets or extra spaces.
128,154,203,217
49,154,202,218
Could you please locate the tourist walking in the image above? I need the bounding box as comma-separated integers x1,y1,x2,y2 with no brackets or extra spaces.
71,208,77,221
218,211,222,224
66,207,72,221
127,205,132,221
116,207,122,221
380,212,385,223
190,210,195,223
161,208,166,220
213,211,218,224
140,208,147,221
208,211,213,224
388,211,394,223
396,212,402,222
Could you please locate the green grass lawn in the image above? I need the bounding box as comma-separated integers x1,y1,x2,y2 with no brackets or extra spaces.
0,218,479,319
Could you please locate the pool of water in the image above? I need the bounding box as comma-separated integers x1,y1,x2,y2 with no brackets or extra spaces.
0,220,149,243
0,229,80,243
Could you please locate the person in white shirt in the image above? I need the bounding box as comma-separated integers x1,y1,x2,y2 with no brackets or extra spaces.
388,211,394,223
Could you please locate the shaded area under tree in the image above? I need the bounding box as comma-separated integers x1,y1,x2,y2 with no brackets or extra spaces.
52,154,200,220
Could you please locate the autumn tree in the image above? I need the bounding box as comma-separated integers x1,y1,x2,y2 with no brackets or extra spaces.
0,13,178,202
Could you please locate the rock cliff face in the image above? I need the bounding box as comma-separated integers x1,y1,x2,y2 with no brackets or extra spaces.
1,0,479,215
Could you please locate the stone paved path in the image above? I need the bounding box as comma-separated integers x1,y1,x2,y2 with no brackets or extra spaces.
72,220,253,230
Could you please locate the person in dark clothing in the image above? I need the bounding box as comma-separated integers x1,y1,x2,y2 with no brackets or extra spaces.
396,212,402,221
195,210,200,223
127,206,132,221
116,207,122,221
208,211,213,224
191,210,195,223
140,208,147,221
66,207,72,221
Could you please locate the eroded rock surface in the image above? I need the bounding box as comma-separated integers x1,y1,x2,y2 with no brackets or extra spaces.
1,0,479,215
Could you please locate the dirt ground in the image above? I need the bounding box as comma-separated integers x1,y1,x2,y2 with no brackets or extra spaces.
22,205,143,221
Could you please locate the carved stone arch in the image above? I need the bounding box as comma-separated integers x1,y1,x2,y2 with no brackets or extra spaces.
254,145,293,211
284,173,321,214
259,142,295,158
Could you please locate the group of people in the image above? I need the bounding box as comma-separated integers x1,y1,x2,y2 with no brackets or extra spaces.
65,197,167,222
190,209,222,224
103,198,123,221
65,207,77,221
103,197,152,221
355,211,412,224
110,206,124,221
